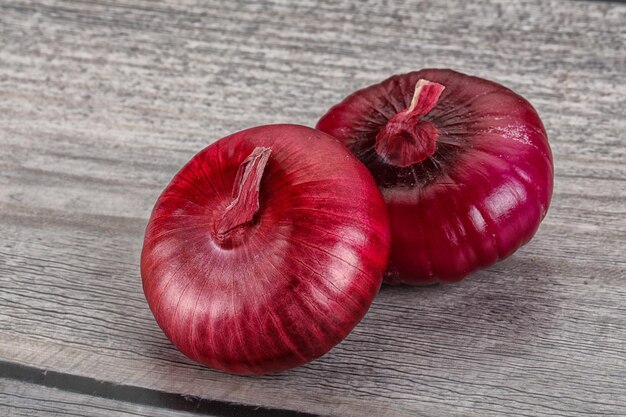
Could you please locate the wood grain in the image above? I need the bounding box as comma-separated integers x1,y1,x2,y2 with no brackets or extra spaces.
0,378,213,417
1,0,625,416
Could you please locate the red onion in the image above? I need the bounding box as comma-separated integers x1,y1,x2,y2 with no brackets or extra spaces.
317,69,553,285
141,124,390,374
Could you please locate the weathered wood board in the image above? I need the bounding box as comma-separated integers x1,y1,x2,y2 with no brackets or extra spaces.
1,0,625,416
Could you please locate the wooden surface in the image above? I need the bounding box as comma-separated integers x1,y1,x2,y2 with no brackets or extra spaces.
0,378,209,417
1,0,625,416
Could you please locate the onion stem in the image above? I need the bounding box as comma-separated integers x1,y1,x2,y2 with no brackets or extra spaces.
216,146,272,244
374,79,445,167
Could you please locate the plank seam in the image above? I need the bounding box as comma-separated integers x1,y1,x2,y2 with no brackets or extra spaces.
0,360,321,417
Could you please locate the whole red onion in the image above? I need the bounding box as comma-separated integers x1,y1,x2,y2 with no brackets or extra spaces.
317,69,553,285
141,124,390,374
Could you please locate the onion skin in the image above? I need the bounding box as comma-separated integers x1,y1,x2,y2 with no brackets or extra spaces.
141,124,390,374
317,69,553,285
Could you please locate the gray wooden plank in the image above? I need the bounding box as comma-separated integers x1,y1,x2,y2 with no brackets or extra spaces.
0,378,213,417
0,0,625,416
2,206,625,417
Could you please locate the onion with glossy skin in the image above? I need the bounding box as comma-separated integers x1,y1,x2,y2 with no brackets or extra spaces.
141,124,390,374
317,69,553,285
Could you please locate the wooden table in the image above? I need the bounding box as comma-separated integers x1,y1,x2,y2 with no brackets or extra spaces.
1,1,625,416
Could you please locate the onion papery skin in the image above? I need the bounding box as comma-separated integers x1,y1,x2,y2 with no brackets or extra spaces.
317,69,553,285
141,124,390,374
